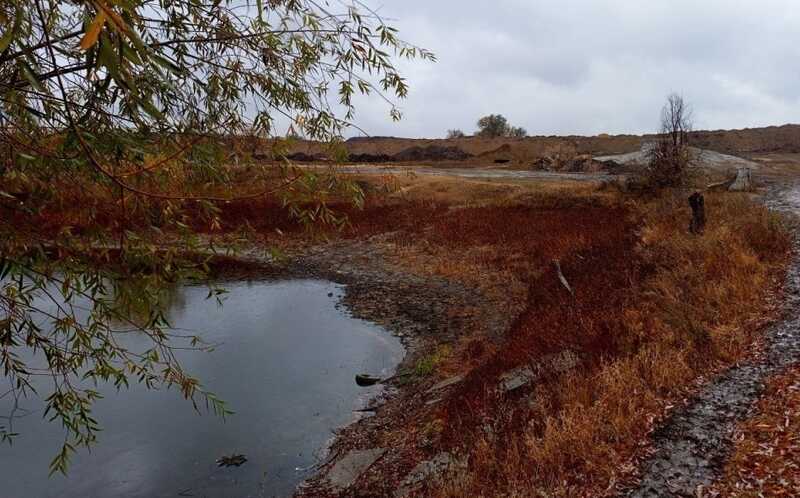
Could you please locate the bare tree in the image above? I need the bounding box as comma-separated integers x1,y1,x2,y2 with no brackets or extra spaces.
662,93,693,150
648,93,693,187
446,129,466,139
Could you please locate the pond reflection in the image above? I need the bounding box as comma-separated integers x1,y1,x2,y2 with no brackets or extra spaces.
0,280,403,498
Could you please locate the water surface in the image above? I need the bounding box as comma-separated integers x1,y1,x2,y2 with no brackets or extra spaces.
0,279,403,497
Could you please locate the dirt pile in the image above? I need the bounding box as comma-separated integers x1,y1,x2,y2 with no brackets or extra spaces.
286,152,329,162
691,124,800,155
275,124,800,166
284,145,474,163
392,145,473,162
531,153,610,173
347,152,393,163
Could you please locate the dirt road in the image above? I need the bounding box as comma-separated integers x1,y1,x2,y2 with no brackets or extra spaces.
312,164,615,183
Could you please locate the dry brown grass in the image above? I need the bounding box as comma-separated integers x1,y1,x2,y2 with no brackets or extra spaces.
409,190,790,498
5,165,791,497
710,364,800,497
187,175,789,497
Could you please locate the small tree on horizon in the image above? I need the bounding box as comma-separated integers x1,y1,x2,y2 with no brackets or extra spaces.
476,114,527,138
477,114,510,138
446,129,466,139
647,93,693,187
509,126,528,138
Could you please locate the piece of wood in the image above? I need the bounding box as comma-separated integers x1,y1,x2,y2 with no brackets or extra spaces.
706,176,735,192
553,260,574,296
689,192,706,234
355,374,382,387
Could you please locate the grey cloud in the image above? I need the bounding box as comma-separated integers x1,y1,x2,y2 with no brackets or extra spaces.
341,0,800,138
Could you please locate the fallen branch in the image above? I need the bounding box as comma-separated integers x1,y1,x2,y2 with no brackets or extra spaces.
553,260,574,296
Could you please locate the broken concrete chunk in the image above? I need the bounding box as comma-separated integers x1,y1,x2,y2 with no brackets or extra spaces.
425,375,464,394
395,452,463,498
728,167,753,192
325,448,387,491
500,366,538,392
499,350,581,393
550,349,580,373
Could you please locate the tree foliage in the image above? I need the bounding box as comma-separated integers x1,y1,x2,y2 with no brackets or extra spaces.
476,114,527,138
0,0,431,473
476,114,508,138
508,126,527,138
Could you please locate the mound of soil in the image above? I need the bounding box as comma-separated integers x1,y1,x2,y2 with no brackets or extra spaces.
345,136,399,143
271,123,800,167
348,152,393,163
691,124,800,155
392,145,473,162
531,153,608,173
286,152,329,162
478,144,513,157
346,145,472,163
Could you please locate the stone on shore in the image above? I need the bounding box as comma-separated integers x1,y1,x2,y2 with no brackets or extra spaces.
325,448,387,491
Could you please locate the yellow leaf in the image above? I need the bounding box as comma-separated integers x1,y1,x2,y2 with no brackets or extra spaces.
79,11,107,50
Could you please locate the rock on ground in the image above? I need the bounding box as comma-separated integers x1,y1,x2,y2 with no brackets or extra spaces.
395,452,463,498
324,448,387,491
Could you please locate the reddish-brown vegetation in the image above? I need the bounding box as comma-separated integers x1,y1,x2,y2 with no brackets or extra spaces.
711,364,800,496
3,167,791,497
421,192,789,497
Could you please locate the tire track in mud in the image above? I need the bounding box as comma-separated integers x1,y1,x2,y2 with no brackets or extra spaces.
627,182,800,497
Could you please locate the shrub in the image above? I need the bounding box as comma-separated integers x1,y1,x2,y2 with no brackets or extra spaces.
446,129,466,139
509,126,527,138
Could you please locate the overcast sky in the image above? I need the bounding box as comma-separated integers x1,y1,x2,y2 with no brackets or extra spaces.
345,0,800,138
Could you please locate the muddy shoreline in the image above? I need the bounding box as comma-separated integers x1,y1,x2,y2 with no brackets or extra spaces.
201,174,799,497
208,235,519,497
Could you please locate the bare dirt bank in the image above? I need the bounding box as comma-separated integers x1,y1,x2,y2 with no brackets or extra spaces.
212,235,520,498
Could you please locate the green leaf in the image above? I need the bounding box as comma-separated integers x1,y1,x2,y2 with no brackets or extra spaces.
120,40,142,66
149,53,183,76
19,62,44,92
0,4,21,53
139,98,164,121
97,33,122,82
0,258,13,280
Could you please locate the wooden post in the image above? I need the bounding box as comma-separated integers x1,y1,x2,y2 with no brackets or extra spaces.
689,192,705,234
